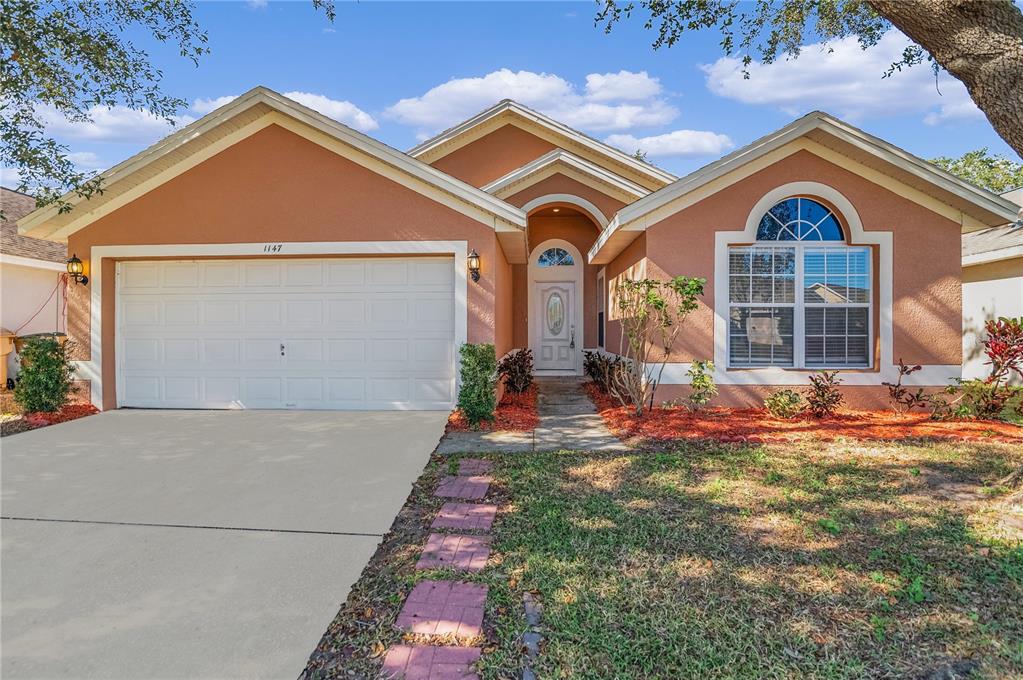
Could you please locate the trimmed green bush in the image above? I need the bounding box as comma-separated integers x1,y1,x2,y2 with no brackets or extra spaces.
765,389,803,419
686,360,717,410
804,370,844,418
457,343,497,427
14,336,75,413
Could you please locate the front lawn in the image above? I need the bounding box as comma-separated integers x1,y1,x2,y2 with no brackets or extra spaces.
304,440,1022,679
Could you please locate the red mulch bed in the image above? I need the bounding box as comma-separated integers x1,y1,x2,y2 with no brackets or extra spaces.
24,403,99,428
584,382,1023,444
447,384,540,432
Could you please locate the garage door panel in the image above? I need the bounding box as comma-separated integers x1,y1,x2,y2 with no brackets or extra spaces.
118,257,455,410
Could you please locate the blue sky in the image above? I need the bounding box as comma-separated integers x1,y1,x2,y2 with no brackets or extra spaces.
11,0,1018,186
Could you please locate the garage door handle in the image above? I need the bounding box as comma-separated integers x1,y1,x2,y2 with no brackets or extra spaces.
280,343,285,356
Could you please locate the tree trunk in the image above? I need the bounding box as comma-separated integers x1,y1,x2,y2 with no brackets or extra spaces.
868,0,1023,159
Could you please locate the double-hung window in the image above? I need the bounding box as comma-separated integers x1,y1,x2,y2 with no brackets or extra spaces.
728,197,872,369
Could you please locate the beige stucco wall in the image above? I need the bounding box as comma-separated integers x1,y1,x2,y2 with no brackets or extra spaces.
962,256,1023,381
66,123,503,409
428,124,556,188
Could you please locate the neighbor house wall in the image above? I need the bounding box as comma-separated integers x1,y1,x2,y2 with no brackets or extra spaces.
962,256,1023,382
66,123,504,409
0,262,66,378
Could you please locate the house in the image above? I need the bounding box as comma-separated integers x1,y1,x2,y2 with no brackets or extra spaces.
16,87,1019,411
1,187,68,380
962,188,1023,382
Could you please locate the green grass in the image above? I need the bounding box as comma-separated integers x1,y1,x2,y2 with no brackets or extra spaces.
302,440,1022,680
482,441,1023,679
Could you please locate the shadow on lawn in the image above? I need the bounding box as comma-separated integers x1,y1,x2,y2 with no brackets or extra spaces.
488,441,1023,679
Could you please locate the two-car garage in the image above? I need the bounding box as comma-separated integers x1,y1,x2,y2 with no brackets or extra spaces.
116,257,457,410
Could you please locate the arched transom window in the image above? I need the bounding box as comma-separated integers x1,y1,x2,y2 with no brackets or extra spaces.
728,197,872,369
756,197,844,241
537,247,574,267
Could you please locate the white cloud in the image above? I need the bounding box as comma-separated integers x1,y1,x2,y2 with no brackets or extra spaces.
282,91,378,131
605,129,734,158
190,92,378,131
67,151,106,170
584,71,662,102
191,95,239,114
385,68,678,135
702,31,981,124
40,104,191,144
1,167,22,189
246,0,268,9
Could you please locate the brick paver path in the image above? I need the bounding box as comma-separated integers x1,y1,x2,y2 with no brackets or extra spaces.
457,459,493,476
434,475,490,500
394,580,488,638
416,533,491,572
431,503,497,532
380,645,480,680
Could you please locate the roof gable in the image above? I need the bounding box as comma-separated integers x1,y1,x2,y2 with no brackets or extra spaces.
409,100,676,192
589,111,1020,264
18,87,527,248
482,149,648,204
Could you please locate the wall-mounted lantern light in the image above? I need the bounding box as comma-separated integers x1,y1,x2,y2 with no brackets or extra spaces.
66,254,88,285
467,249,481,282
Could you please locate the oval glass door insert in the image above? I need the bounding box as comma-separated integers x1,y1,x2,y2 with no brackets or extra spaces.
547,293,565,335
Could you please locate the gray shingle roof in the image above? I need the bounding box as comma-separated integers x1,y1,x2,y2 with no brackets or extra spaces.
962,189,1023,259
1,188,67,264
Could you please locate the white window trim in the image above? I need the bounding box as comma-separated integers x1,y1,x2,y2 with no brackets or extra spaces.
78,240,468,409
528,238,585,375
726,242,873,370
707,181,955,386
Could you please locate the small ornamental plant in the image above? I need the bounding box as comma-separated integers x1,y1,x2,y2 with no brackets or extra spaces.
764,389,803,419
497,348,533,393
804,370,843,418
882,360,929,415
685,360,717,411
14,336,76,413
583,350,623,394
456,343,498,428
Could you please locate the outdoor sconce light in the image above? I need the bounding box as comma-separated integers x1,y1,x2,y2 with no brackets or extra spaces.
66,254,88,285
467,249,481,282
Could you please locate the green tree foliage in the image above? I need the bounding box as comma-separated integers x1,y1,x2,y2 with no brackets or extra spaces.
595,1,1023,157
930,149,1023,193
0,0,338,217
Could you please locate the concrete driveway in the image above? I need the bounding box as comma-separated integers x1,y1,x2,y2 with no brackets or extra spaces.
1,409,447,679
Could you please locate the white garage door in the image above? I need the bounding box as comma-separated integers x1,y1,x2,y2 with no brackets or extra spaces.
117,257,456,410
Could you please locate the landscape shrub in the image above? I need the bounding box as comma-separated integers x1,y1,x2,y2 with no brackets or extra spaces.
685,360,717,410
497,348,533,393
882,360,929,414
456,343,498,427
14,336,76,413
583,350,623,393
804,370,843,418
764,389,803,419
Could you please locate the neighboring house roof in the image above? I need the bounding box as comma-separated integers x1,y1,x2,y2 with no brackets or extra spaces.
1,187,67,265
589,111,1021,265
962,189,1023,266
409,99,676,192
18,87,529,260
481,149,650,203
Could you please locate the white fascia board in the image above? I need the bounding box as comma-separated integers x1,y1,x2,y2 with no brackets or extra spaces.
0,253,67,271
481,149,649,199
963,245,1023,266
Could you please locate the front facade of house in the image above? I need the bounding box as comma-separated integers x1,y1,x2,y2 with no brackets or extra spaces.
18,87,1018,411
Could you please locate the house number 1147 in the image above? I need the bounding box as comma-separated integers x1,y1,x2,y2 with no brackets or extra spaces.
263,243,283,253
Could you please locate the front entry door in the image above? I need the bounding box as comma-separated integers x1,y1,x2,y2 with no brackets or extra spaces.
535,282,576,371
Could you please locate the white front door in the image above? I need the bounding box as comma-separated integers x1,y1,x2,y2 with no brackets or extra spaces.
535,282,576,371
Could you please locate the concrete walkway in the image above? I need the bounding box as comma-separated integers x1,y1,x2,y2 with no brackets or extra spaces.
436,377,626,453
